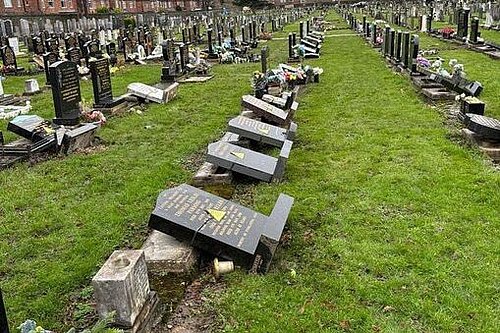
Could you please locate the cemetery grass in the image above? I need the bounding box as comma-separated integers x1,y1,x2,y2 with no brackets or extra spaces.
0,61,257,330
215,28,500,333
0,15,499,333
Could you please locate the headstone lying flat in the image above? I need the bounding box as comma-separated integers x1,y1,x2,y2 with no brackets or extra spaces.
177,75,214,83
0,104,31,120
127,82,178,104
411,76,444,89
149,184,294,274
92,250,159,331
206,139,293,182
7,115,50,141
421,87,457,101
241,95,294,126
228,116,297,148
466,114,500,140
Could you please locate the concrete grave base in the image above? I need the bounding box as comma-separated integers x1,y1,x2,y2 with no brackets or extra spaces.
192,162,234,186
461,128,500,162
177,75,214,83
142,231,198,276
421,87,457,101
192,132,241,186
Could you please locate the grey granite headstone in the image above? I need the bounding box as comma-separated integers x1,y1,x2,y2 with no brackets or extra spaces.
228,116,297,147
148,184,294,273
206,139,293,182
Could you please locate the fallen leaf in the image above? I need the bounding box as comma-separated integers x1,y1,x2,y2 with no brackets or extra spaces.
340,320,351,330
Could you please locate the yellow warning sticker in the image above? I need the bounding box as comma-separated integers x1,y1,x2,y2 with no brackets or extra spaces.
206,209,226,222
231,151,245,159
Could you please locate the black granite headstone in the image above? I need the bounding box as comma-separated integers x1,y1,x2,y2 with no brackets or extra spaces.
402,32,410,67
7,115,48,141
43,51,59,84
0,289,8,333
49,61,81,126
228,116,296,147
467,115,500,140
149,184,294,273
106,42,117,67
410,34,419,73
89,57,122,108
1,46,17,72
470,17,479,43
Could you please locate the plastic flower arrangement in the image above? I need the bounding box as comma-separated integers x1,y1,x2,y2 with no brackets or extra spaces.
251,71,267,90
439,27,455,39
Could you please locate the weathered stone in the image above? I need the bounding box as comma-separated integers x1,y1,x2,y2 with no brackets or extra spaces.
141,231,198,275
92,250,150,327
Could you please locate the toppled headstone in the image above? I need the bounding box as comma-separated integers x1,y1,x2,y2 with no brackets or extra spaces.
228,116,297,147
206,139,293,182
467,115,500,140
127,82,178,104
149,184,294,273
241,95,294,126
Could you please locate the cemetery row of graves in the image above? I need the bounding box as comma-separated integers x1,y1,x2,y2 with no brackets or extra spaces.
341,3,500,164
0,8,330,332
0,5,499,333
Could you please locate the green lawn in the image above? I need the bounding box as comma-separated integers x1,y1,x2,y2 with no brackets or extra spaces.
1,11,499,333
352,12,500,120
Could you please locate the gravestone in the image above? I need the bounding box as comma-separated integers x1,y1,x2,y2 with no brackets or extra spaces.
24,79,40,95
470,17,479,43
106,42,117,66
410,35,419,73
49,61,81,126
401,32,410,67
92,250,157,328
1,46,18,73
89,57,124,109
0,289,7,333
457,8,470,39
206,139,292,182
149,184,294,273
228,116,297,148
127,82,178,104
7,115,48,141
241,95,294,126
66,47,81,66
395,31,402,61
467,115,500,140
33,37,45,55
43,52,59,84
